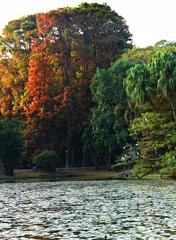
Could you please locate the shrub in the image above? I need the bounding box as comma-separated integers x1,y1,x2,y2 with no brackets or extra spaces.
33,150,60,171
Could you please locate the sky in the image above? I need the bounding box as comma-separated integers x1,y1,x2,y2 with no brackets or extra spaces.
0,0,176,47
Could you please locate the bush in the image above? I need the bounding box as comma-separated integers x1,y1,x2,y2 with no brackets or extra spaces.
33,150,60,171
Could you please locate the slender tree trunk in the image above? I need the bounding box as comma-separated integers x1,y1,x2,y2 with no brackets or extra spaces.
106,152,111,168
82,143,86,167
170,95,176,122
63,39,73,168
148,98,156,111
2,160,14,176
65,117,71,168
65,85,72,169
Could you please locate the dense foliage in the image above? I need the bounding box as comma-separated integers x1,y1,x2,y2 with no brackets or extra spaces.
126,48,176,178
92,45,176,178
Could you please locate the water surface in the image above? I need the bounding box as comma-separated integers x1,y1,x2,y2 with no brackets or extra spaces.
0,180,176,239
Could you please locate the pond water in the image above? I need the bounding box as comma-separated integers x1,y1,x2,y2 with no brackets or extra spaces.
0,180,176,240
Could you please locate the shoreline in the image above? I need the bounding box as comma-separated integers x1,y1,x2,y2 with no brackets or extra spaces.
0,169,168,183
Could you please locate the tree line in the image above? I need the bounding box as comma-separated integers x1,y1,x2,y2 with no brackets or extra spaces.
94,45,176,178
0,3,175,177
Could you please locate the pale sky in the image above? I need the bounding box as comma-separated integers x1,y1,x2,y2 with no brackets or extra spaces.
0,0,176,47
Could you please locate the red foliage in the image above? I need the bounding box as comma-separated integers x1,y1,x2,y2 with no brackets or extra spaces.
26,40,52,117
36,11,59,35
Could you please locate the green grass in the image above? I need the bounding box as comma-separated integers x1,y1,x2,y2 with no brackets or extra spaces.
0,169,120,183
142,173,161,180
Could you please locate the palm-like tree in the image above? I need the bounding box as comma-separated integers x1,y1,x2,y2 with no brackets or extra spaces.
149,50,176,121
124,63,155,107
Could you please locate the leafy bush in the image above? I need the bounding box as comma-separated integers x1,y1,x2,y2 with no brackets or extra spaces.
33,150,60,171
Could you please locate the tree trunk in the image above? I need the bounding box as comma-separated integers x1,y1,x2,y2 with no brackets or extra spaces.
65,118,72,168
148,98,156,111
63,40,73,169
2,160,14,176
170,95,176,122
106,152,111,168
82,143,86,167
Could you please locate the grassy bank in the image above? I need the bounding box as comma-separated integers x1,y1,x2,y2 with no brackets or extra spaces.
0,169,168,183
0,169,120,183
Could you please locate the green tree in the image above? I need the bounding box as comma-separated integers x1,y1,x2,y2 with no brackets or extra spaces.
124,63,155,107
123,47,176,178
149,49,176,121
129,112,176,178
0,119,23,176
90,59,131,166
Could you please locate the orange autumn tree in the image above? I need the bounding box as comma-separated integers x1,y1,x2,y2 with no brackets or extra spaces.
23,38,55,158
27,40,50,118
0,15,37,118
35,9,77,167
24,36,69,160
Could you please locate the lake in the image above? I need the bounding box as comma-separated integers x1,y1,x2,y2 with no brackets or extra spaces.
0,180,176,239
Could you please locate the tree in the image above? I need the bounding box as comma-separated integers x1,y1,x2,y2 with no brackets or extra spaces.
73,3,132,69
26,41,52,117
124,63,155,106
89,47,157,168
90,59,131,166
0,119,23,176
28,3,132,167
0,15,37,117
129,112,176,178
123,47,176,178
149,49,176,121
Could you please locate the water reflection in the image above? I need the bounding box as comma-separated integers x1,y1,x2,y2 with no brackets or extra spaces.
0,180,176,239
